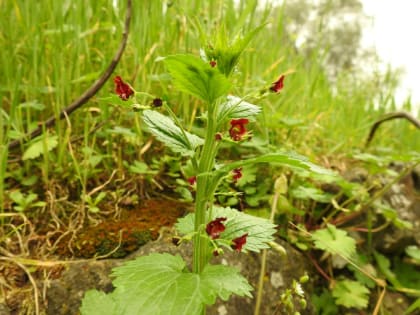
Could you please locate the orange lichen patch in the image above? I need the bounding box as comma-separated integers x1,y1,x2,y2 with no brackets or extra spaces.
55,199,191,258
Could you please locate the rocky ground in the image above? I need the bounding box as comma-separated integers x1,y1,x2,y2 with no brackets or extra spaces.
1,165,419,315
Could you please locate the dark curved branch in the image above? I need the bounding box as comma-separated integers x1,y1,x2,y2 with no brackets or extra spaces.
365,111,420,148
8,0,132,151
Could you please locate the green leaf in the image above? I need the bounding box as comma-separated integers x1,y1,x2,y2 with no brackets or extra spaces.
81,253,252,315
201,24,266,77
8,190,24,203
200,264,253,303
22,135,58,160
163,54,231,104
406,245,420,262
376,202,413,229
332,279,369,309
312,289,339,315
348,254,377,289
142,110,203,156
216,95,261,125
18,100,45,111
80,290,117,315
393,258,420,290
405,298,420,315
128,160,158,175
374,251,401,288
291,186,334,203
176,206,277,252
211,152,336,194
216,151,334,178
312,224,356,259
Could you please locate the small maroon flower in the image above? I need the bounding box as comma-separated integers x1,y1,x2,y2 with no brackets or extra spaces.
232,168,243,183
206,217,227,239
270,75,285,93
172,236,181,246
215,133,222,141
114,76,134,101
210,60,217,67
187,176,197,186
152,98,163,107
229,118,249,141
231,233,248,252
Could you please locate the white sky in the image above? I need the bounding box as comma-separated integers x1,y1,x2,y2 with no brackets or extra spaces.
362,0,420,112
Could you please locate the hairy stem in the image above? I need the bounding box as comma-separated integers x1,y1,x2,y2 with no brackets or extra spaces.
193,104,217,274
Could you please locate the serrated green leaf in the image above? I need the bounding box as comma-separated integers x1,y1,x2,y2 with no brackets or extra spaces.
332,279,369,309
291,186,334,203
80,290,117,315
347,254,377,289
200,264,253,303
201,23,266,77
142,110,203,156
176,206,277,252
163,54,231,104
312,224,356,259
81,253,252,315
216,95,261,125
22,135,58,160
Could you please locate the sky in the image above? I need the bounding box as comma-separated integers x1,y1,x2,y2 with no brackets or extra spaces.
362,0,420,111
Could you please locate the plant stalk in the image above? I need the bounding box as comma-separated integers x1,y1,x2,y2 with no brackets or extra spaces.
193,104,217,274
254,181,280,315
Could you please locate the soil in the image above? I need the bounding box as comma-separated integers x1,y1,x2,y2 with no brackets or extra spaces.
0,198,192,315
53,199,191,258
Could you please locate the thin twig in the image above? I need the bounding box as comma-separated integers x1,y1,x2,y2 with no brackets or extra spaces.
8,0,132,152
365,111,420,148
254,180,281,315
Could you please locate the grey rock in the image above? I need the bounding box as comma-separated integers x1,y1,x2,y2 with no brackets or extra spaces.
46,236,314,315
374,171,420,253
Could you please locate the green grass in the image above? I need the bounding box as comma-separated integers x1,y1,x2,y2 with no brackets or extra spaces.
1,2,420,314
0,0,418,206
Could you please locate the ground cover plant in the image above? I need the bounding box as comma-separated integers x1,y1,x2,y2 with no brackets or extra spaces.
1,0,420,314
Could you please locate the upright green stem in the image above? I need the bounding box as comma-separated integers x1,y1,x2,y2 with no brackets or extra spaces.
193,104,217,274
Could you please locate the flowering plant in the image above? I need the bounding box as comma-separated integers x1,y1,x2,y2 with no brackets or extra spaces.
81,26,330,315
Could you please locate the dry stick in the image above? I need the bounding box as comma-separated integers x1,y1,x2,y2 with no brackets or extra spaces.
8,0,132,152
365,111,420,148
254,181,281,315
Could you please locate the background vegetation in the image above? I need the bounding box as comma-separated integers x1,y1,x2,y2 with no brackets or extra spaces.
1,0,419,314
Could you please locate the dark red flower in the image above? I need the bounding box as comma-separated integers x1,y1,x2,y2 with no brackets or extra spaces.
231,233,248,252
172,236,181,246
206,217,227,239
114,76,134,100
215,133,222,141
152,98,163,107
187,176,196,185
210,60,217,67
270,75,285,93
229,118,249,141
232,168,243,183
